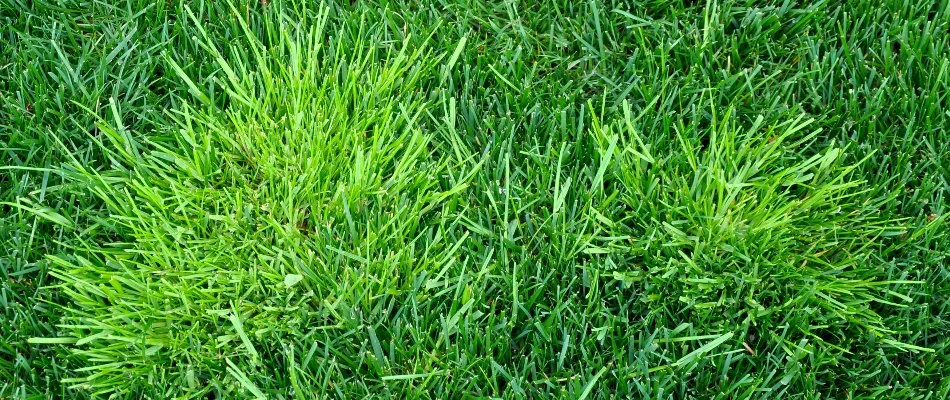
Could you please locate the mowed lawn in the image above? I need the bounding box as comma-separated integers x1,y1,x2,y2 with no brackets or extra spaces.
1,0,948,398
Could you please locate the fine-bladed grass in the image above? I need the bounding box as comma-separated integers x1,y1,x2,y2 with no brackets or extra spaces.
2,0,948,398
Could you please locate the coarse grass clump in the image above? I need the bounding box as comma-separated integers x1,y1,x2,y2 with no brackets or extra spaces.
593,104,921,353
41,7,472,397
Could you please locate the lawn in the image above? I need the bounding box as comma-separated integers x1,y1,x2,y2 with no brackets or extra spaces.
1,0,948,398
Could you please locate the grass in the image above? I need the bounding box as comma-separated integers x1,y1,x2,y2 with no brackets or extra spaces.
1,0,947,398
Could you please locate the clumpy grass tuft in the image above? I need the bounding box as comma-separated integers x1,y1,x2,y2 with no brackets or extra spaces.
44,6,473,397
594,104,924,353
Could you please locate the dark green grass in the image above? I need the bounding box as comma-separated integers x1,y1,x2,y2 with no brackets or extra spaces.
2,0,948,398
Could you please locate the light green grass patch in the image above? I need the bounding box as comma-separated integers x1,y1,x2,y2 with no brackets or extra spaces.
43,7,472,397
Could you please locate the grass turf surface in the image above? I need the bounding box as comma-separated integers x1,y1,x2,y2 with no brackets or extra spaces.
1,0,948,398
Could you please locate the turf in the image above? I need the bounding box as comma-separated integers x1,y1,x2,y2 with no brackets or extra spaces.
1,0,948,398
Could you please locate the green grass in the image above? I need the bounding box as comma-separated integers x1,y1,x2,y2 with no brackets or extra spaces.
2,0,948,398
